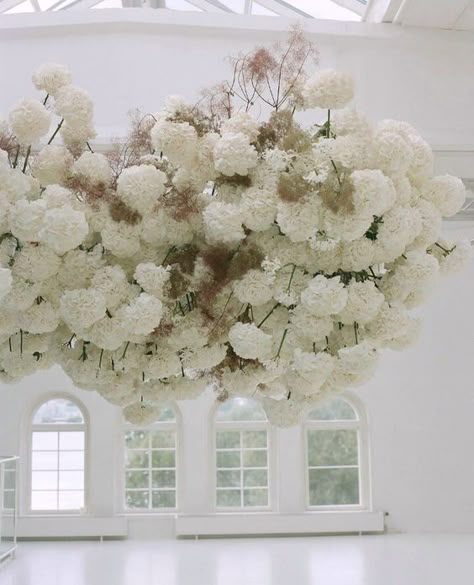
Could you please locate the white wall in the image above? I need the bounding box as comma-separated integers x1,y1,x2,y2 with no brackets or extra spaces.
1,10,474,535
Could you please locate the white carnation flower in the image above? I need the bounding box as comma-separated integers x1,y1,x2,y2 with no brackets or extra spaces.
91,266,132,310
141,209,194,248
276,197,321,242
351,169,396,217
19,301,60,334
203,201,244,244
83,316,128,351
39,207,89,255
73,152,112,187
240,187,277,232
12,244,61,282
60,289,107,331
54,85,94,127
228,322,273,360
420,175,465,217
101,220,141,258
292,349,335,389
117,293,163,336
337,281,384,325
134,263,171,299
289,305,334,342
123,401,161,425
441,240,473,274
332,342,378,387
340,238,375,272
233,269,274,307
117,165,167,215
300,275,348,317
182,344,227,370
214,132,257,177
9,99,50,145
302,70,354,110
32,146,73,186
151,120,198,166
221,112,260,142
372,131,413,177
32,63,72,97
9,199,46,242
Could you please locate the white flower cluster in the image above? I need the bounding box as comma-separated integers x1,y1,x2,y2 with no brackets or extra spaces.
0,61,470,426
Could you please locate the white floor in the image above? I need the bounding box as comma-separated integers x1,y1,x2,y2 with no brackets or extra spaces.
1,534,474,585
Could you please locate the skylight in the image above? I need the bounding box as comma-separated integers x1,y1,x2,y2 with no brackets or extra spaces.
0,0,365,20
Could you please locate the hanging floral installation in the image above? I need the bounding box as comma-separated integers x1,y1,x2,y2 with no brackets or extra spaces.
0,32,471,425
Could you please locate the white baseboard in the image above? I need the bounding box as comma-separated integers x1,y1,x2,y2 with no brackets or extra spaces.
175,511,385,537
17,516,127,539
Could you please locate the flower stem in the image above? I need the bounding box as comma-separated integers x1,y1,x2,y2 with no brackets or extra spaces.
47,118,64,145
22,145,31,173
257,303,280,328
275,328,288,359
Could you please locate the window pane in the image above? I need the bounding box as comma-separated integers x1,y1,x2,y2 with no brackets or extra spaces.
216,490,241,507
151,431,175,449
216,431,240,449
59,471,84,490
151,490,175,509
151,450,175,468
309,468,360,506
34,399,84,424
59,431,84,450
4,491,16,509
31,490,58,510
216,451,240,468
216,398,267,422
243,469,267,488
126,470,149,489
32,451,58,470
58,491,84,510
59,451,84,470
32,431,58,451
4,471,16,490
32,471,57,490
243,430,267,448
308,398,357,421
243,488,268,507
217,469,240,488
126,490,149,509
307,430,358,467
152,470,175,489
243,450,267,468
125,430,149,449
126,450,149,469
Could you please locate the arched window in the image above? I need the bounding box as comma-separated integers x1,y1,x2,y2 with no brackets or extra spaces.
305,396,369,508
124,405,178,511
215,398,270,510
30,398,86,512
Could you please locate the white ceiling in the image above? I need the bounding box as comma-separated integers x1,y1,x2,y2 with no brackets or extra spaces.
365,0,474,31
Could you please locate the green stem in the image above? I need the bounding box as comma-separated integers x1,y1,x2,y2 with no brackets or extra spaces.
257,303,280,328
22,145,31,173
275,328,288,359
285,264,297,293
327,109,331,138
47,118,64,145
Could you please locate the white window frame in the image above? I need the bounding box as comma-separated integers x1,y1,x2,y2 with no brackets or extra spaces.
213,399,275,513
121,403,180,515
27,393,89,516
304,393,371,512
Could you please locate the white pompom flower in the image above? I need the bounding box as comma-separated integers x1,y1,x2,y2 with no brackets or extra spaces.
32,63,72,97
9,99,50,145
302,70,354,110
39,207,89,255
0,267,12,300
228,322,273,360
300,275,348,317
214,132,258,177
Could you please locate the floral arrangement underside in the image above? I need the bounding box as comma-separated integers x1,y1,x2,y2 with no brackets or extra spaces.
0,33,470,426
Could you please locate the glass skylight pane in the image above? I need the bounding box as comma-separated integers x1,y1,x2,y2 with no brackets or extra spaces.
6,0,34,12
251,1,278,16
287,0,361,20
218,0,245,13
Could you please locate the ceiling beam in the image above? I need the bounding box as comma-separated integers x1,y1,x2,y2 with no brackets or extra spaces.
363,0,401,22
184,0,233,12
332,0,366,17
393,0,471,28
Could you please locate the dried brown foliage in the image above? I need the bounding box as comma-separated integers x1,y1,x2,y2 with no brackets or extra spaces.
198,27,318,126
277,172,312,203
319,175,355,214
161,187,201,221
108,197,143,225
